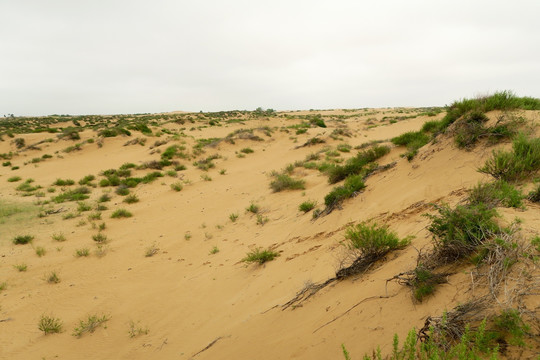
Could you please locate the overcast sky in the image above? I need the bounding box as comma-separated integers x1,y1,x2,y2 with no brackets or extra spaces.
1,0,539,116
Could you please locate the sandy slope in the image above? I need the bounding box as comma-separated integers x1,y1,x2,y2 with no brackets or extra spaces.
0,109,538,359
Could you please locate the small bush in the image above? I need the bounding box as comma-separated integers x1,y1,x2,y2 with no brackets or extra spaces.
92,233,107,243
52,233,66,242
171,182,183,192
111,209,132,218
53,178,75,186
35,246,46,257
344,223,410,257
52,187,90,203
324,174,365,209
528,183,540,202
115,185,130,196
468,180,524,208
14,263,27,272
391,131,430,160
75,248,90,257
479,134,540,181
78,174,95,185
38,315,63,334
73,314,110,338
298,200,317,213
145,244,159,257
246,203,259,214
270,174,305,192
13,235,34,244
240,147,254,154
77,201,92,212
7,176,21,182
229,213,239,222
242,247,279,265
327,145,389,184
98,194,111,203
411,266,448,301
46,271,60,284
123,194,139,204
426,203,499,262
493,309,530,346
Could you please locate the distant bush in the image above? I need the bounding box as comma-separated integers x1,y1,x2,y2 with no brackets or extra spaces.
111,209,132,218
391,131,430,160
7,176,21,182
38,315,63,334
528,183,540,202
327,145,390,184
270,174,305,192
242,247,279,265
53,178,75,186
299,200,317,213
13,235,34,245
52,187,90,203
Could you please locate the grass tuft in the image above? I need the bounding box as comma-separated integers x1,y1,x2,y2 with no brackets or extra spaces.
242,247,279,265
38,315,63,334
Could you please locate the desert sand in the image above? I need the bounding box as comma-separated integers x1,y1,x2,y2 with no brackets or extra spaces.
0,105,538,359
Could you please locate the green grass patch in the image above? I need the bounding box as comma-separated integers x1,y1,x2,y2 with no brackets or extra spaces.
299,200,317,213
326,145,389,184
13,235,34,244
468,180,524,208
324,174,366,209
242,247,279,265
111,209,132,218
52,187,91,203
391,131,430,160
270,174,305,192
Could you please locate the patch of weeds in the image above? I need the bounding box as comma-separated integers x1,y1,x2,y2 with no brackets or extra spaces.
324,174,366,210
128,320,149,338
493,309,530,346
77,201,92,212
123,194,139,204
242,247,279,265
75,248,90,257
270,174,305,192
200,174,212,181
171,182,183,191
145,243,159,257
14,263,27,272
92,233,107,243
240,147,254,154
13,234,34,244
38,315,63,334
52,186,91,203
78,174,95,186
35,246,46,257
111,209,132,218
410,265,448,301
229,213,239,222
184,232,192,240
53,178,75,186
52,233,66,242
46,271,60,284
7,176,21,182
166,170,177,177
326,145,389,184
527,183,540,202
87,212,102,221
219,169,226,175
299,200,317,213
209,246,219,255
256,214,269,225
468,180,524,208
479,134,540,181
72,314,110,338
392,131,430,160
115,185,130,196
246,203,259,214
426,203,499,263
98,194,111,203
0,282,7,292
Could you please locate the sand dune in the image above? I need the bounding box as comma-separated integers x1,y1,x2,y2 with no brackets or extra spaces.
1,104,539,359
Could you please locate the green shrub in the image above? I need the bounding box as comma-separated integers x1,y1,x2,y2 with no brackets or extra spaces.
170,182,183,192
493,309,530,346
38,315,63,334
52,187,90,203
13,235,34,244
242,247,279,265
299,200,317,213
115,185,130,196
324,174,366,209
240,147,254,154
270,174,305,192
468,181,524,208
123,194,139,204
327,145,389,184
246,203,259,214
111,209,132,218
92,233,107,243
344,222,410,257
98,194,111,203
72,314,110,338
479,134,540,181
528,183,540,202
35,246,46,257
53,178,75,186
411,266,448,301
426,203,499,262
78,174,95,185
392,131,430,160
75,248,90,257
229,213,239,222
7,176,21,182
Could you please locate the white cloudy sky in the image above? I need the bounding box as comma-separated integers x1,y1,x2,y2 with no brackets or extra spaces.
1,0,539,116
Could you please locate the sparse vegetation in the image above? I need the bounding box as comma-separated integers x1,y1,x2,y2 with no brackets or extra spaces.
326,145,389,184
246,203,260,214
128,320,149,338
145,243,159,257
468,180,524,208
92,233,107,243
299,200,317,213
171,182,183,192
13,263,27,272
391,131,430,160
123,194,139,204
73,314,110,337
242,247,279,265
75,248,90,257
35,246,46,257
46,271,60,284
229,213,239,222
270,174,305,192
38,315,63,334
111,209,132,218
13,234,34,244
52,233,66,242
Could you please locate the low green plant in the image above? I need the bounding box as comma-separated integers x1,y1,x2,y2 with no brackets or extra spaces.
527,183,540,202
145,243,159,257
344,222,410,257
246,203,259,214
98,193,111,203
493,309,530,346
256,214,269,225
0,282,7,292
410,265,447,301
13,263,27,272
209,246,219,254
324,174,366,209
72,314,110,338
170,182,183,192
51,233,66,242
200,174,212,181
78,174,95,185
229,213,239,222
111,209,132,218
87,212,102,221
242,247,279,265
92,233,107,243
299,200,317,213
77,201,92,212
123,194,139,204
35,246,46,257
270,174,305,192
128,320,149,338
75,248,90,257
7,176,21,182
38,315,63,334
46,271,60,283
468,180,524,208
115,185,130,196
240,147,254,154
13,235,34,244
53,178,75,186
52,186,91,203
326,145,389,184
391,131,430,160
